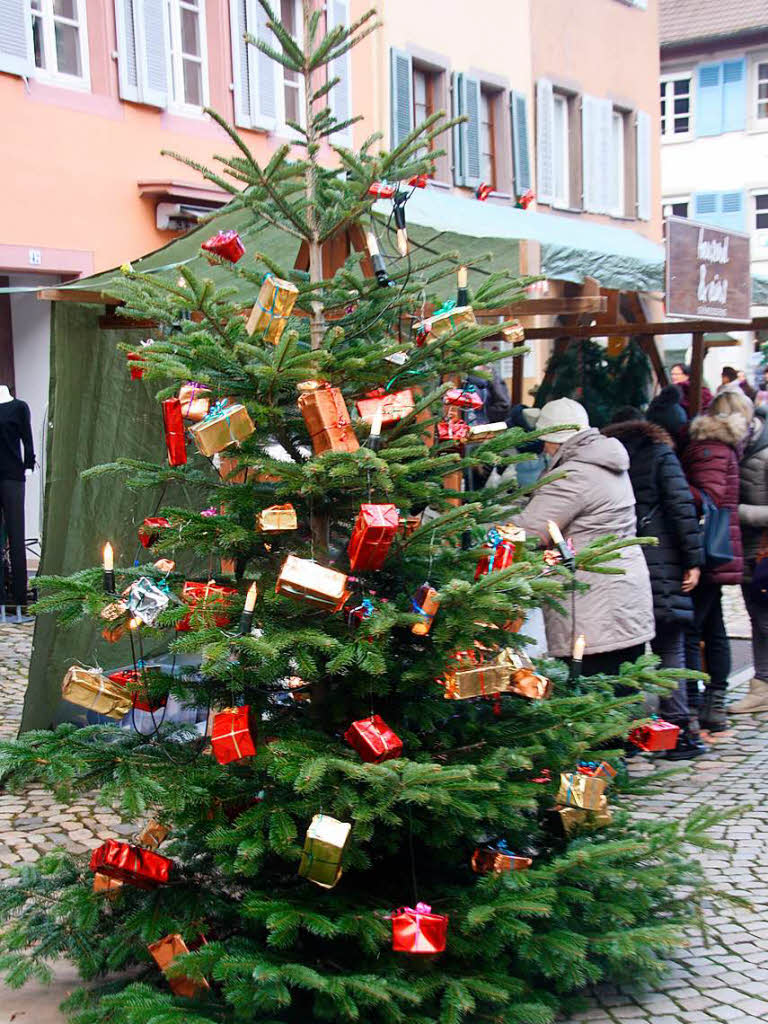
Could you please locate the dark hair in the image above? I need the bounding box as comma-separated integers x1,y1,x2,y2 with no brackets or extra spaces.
610,405,644,424
721,366,738,383
670,362,690,376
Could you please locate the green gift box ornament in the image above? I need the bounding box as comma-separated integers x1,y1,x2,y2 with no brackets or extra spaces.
298,814,351,889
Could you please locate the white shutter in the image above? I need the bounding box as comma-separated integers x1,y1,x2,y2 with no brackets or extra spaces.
536,78,555,204
137,0,170,108
636,109,651,220
0,0,33,76
581,95,596,211
390,47,413,148
229,0,252,126
327,0,352,145
582,94,611,213
461,75,482,188
511,90,532,194
247,0,279,129
597,98,613,214
114,0,140,102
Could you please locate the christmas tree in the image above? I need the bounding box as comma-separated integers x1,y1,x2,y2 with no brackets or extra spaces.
0,5,724,1022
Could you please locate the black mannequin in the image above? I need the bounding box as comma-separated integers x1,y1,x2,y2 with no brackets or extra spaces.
0,386,34,606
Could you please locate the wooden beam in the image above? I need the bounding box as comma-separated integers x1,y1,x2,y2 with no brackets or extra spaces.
705,337,740,348
689,333,705,416
521,318,768,340
38,288,117,304
485,296,607,316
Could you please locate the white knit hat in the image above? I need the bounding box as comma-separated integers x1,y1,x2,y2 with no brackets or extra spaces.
536,398,590,444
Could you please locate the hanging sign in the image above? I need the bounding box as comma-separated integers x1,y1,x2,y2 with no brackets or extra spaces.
665,216,751,322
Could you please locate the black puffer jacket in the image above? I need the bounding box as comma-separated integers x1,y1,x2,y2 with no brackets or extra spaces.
603,420,704,625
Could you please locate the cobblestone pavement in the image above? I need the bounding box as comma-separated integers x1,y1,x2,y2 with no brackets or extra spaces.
0,605,765,1022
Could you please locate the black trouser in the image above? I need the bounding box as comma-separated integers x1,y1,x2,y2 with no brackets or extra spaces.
0,479,26,604
684,581,730,704
577,643,646,678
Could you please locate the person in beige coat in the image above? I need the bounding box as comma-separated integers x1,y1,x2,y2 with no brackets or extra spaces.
513,399,655,673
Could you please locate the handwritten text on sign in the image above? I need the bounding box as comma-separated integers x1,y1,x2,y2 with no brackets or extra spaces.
666,217,751,322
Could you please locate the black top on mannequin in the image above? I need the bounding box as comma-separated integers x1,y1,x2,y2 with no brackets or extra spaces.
0,399,35,481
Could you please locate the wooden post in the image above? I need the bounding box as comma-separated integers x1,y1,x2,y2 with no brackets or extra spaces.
512,352,524,404
689,332,705,417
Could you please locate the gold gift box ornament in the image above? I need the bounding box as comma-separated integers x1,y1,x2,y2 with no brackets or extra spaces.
298,813,352,889
246,273,299,345
556,772,607,811
556,795,613,836
276,555,350,612
496,648,552,700
190,399,255,457
413,301,477,343
442,651,510,701
258,503,298,532
62,666,133,720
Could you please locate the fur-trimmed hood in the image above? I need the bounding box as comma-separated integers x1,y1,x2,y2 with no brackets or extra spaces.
602,420,674,449
689,411,748,447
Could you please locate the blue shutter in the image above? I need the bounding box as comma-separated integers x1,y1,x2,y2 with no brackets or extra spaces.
693,190,746,231
696,63,723,136
722,58,746,132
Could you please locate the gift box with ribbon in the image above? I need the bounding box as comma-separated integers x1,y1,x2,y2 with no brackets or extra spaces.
127,351,146,380
135,819,170,851
436,419,470,445
246,273,299,344
443,386,483,411
474,528,526,580
556,772,607,811
345,597,373,629
108,668,167,713
348,503,399,571
577,760,617,781
178,382,211,422
298,382,359,455
398,514,421,538
162,397,187,466
298,813,351,889
148,933,210,998
176,580,238,632
629,718,680,752
62,666,133,719
276,555,350,612
138,516,171,549
411,583,439,636
413,302,476,343
442,653,510,701
201,229,245,264
509,666,552,700
257,503,297,532
344,714,402,764
355,389,415,428
391,902,448,954
554,794,613,836
468,422,508,443
100,600,129,643
367,181,396,198
92,872,123,898
211,706,257,765
126,577,170,626
502,319,526,344
89,839,172,889
190,400,255,457
471,841,532,874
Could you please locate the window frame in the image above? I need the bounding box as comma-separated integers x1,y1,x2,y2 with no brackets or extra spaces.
752,52,768,128
663,196,690,219
479,85,497,191
166,0,209,115
412,61,437,171
551,90,570,208
754,191,768,231
610,107,630,218
275,0,305,134
660,71,693,141
28,0,91,90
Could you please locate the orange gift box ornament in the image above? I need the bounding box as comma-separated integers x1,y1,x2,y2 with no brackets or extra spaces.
210,706,257,765
257,503,298,532
471,841,532,874
355,388,415,428
411,582,440,636
89,839,172,889
148,933,210,999
391,902,448,954
138,516,171,549
343,714,402,764
298,381,359,455
628,717,680,752
348,503,399,571
177,381,211,422
176,580,238,632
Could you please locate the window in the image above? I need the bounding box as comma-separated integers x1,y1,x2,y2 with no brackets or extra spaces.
696,59,746,136
28,0,89,85
692,190,746,231
452,74,510,193
663,200,689,218
479,88,496,189
756,194,768,230
552,92,569,206
660,75,691,137
610,110,625,216
412,64,436,164
166,0,207,110
756,60,768,121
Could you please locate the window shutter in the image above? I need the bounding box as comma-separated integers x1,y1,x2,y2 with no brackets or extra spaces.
461,75,482,188
635,109,651,220
581,94,598,212
390,47,413,149
452,71,464,185
693,191,718,222
510,90,532,194
696,62,723,136
0,0,32,76
229,0,252,127
596,98,613,214
536,78,555,204
133,0,169,108
114,0,140,101
722,58,746,132
719,190,746,230
327,0,352,145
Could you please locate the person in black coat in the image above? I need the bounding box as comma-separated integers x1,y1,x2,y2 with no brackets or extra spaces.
603,418,706,758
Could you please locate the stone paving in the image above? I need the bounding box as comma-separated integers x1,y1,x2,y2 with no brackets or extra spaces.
0,591,765,1022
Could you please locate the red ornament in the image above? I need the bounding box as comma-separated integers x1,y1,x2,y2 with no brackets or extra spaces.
348,503,399,571
210,706,257,765
577,760,617,780
89,839,172,889
367,181,397,199
355,389,415,428
127,351,145,380
474,539,523,580
408,174,428,189
176,581,237,632
108,668,167,713
444,387,483,411
516,189,535,210
344,714,402,764
629,719,680,752
436,419,470,443
475,183,493,201
162,398,187,467
138,516,171,549
201,230,245,264
392,902,448,954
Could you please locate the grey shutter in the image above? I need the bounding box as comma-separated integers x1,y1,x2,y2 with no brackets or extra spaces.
596,98,613,214
536,78,555,204
582,94,611,213
510,90,532,194
461,75,482,188
327,0,352,144
229,0,251,126
136,0,169,108
636,109,651,220
452,71,464,185
390,47,413,148
0,0,33,76
114,0,140,102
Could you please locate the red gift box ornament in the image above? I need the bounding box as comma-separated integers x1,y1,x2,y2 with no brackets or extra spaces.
348,503,399,571
629,718,680,752
138,516,171,549
210,706,257,765
408,174,428,188
392,902,448,954
577,760,617,780
474,528,524,580
356,389,415,428
344,714,402,764
108,668,167,713
444,387,483,411
176,580,238,632
127,351,145,380
201,229,245,264
516,188,535,210
89,839,172,889
476,183,493,201
162,398,187,467
367,181,397,199
437,419,470,444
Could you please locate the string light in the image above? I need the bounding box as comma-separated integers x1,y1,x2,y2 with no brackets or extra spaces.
365,229,391,288
457,265,468,306
393,195,409,257
102,543,115,594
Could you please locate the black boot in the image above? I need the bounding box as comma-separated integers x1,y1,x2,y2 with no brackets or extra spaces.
700,684,729,733
665,725,710,760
